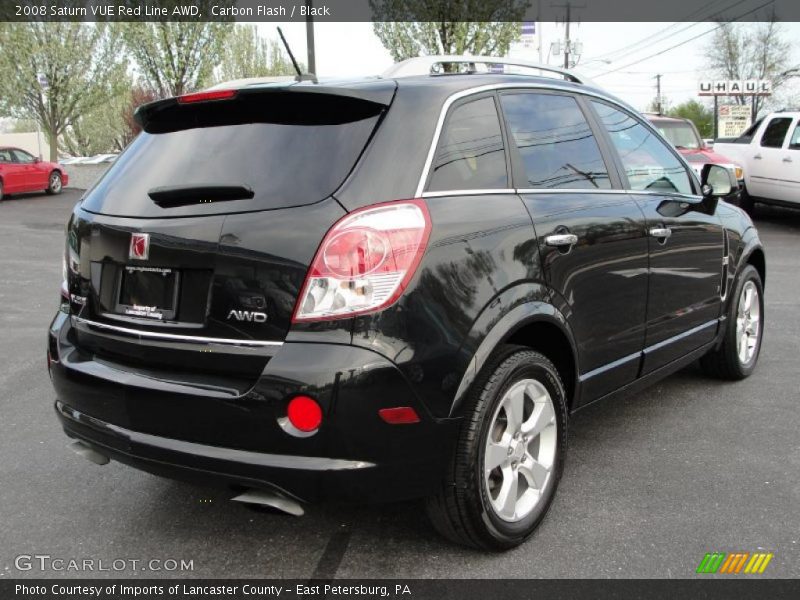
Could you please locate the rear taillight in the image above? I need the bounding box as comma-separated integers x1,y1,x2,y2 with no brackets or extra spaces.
292,200,431,322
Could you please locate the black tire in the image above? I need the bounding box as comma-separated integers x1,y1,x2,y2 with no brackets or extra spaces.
738,186,755,215
0,179,4,201
46,171,62,195
700,264,764,379
426,345,568,550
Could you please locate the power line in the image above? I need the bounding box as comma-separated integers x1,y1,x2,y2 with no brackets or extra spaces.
594,0,776,78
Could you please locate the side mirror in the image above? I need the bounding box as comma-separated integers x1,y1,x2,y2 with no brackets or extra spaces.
34,157,41,163
700,164,738,213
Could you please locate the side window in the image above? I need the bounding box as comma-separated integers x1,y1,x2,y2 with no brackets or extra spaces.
591,101,693,195
428,96,507,192
500,93,611,189
11,149,35,164
760,117,793,148
0,149,12,163
789,123,800,150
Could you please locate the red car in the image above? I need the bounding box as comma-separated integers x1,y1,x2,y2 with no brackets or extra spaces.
0,147,68,201
646,115,744,178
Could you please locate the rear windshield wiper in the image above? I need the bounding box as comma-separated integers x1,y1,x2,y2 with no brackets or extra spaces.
148,184,254,208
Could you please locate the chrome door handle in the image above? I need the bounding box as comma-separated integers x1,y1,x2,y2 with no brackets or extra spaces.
649,227,672,239
545,233,578,247
754,154,762,160
783,157,793,163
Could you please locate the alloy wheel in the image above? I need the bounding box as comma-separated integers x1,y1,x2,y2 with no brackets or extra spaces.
484,378,557,522
736,280,760,365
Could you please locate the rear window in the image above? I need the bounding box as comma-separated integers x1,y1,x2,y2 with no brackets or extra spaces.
81,92,384,217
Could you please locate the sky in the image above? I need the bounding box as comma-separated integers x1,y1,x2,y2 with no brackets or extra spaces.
257,21,800,112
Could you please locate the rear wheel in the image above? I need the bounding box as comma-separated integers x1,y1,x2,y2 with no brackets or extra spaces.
738,186,755,214
46,171,62,195
426,346,567,550
700,265,763,379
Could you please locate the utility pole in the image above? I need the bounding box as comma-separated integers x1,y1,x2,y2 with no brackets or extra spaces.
654,74,662,114
552,2,585,69
305,0,316,75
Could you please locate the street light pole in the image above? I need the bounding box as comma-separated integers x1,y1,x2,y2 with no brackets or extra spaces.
305,0,316,75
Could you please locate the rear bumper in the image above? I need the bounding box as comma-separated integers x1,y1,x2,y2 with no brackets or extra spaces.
49,312,458,503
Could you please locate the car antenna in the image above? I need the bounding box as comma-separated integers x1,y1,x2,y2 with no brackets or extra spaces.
277,27,316,83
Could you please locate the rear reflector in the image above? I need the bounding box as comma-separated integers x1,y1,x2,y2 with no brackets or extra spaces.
177,89,238,104
287,395,323,432
378,407,420,425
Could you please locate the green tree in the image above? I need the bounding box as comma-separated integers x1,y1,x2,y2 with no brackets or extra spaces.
118,4,234,97
705,18,800,117
669,99,715,139
0,22,126,161
370,0,530,62
214,25,298,83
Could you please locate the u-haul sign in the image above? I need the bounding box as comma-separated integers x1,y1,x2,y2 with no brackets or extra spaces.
698,80,772,96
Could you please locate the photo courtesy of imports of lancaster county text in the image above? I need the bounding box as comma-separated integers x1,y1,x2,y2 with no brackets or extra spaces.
1,0,799,598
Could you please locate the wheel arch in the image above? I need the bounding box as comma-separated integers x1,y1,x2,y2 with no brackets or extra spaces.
449,301,580,417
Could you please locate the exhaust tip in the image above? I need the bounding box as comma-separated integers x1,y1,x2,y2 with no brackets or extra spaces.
70,441,110,466
231,489,304,516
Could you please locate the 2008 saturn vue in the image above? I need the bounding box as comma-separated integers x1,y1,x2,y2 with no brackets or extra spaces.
48,56,765,550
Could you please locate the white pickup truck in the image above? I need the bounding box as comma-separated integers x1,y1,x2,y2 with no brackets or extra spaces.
714,110,800,211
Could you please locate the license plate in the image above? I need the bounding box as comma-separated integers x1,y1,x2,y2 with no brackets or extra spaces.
117,266,179,320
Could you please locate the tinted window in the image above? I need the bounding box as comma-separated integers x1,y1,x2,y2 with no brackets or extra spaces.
81,95,383,218
790,123,800,150
501,93,610,189
592,101,692,195
760,117,793,148
428,97,507,192
11,149,34,163
0,149,12,163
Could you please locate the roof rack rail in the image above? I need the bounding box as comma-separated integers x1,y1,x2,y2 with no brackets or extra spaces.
381,55,588,84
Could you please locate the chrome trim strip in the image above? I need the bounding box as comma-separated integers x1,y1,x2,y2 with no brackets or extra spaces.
414,82,628,198
422,188,515,198
579,351,641,382
72,316,284,347
643,320,718,355
516,188,630,195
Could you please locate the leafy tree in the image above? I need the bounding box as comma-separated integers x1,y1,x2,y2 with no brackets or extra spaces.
370,0,530,62
668,99,715,139
118,3,234,97
705,18,800,117
214,25,299,83
0,22,126,161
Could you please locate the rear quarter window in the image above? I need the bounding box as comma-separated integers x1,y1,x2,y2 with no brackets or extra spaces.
427,96,508,192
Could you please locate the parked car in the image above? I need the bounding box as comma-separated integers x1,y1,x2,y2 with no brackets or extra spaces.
0,147,68,200
714,110,800,211
48,56,765,550
646,114,744,205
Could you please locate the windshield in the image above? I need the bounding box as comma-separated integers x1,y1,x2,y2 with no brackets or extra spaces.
655,122,702,150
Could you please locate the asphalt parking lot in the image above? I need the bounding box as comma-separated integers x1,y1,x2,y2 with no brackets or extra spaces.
1,188,798,579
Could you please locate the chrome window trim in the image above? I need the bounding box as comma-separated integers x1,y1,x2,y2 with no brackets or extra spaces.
414,82,628,198
72,316,284,347
422,188,515,198
515,188,630,195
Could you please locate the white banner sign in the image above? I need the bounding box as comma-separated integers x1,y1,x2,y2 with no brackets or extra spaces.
718,105,752,138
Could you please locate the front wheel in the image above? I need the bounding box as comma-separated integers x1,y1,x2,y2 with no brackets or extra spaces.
46,171,62,195
426,347,567,550
700,264,764,379
0,179,4,201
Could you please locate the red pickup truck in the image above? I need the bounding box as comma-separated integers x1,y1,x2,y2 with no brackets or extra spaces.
0,147,68,201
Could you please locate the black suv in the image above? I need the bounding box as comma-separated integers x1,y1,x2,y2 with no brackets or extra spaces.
49,57,765,550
